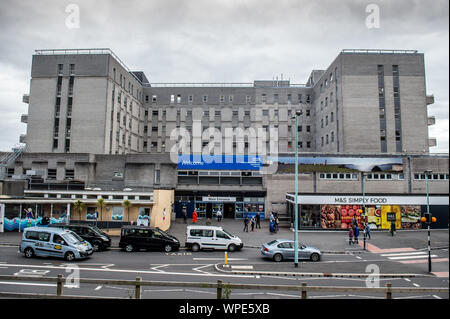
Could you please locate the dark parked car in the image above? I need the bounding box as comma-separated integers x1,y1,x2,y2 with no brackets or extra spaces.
51,224,111,251
119,225,180,252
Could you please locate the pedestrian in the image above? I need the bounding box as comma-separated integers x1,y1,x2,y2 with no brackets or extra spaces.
352,217,357,227
192,209,198,224
269,220,275,234
251,216,255,231
354,224,359,244
256,211,261,229
348,227,354,245
182,207,187,224
390,220,396,236
217,209,222,222
274,214,280,233
365,223,371,240
269,211,275,223
243,215,249,232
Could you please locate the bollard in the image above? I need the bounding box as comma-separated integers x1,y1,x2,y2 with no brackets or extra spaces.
301,282,307,299
217,280,223,299
385,283,392,299
224,252,228,265
56,274,63,296
135,277,142,299
363,233,367,250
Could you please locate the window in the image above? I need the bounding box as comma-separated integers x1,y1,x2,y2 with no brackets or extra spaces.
69,64,75,75
202,95,208,103
144,125,148,133
287,94,292,103
326,116,328,126
229,95,233,102
65,169,74,179
321,119,324,128
151,142,157,148
232,110,238,116
274,109,278,117
152,95,157,102
306,125,310,132
47,169,57,180
170,95,175,103
57,64,63,75
216,230,230,239
262,94,266,103
331,112,334,122
152,126,158,132
220,95,225,103
215,110,221,116
331,131,334,142
154,170,160,184
306,141,311,148
274,94,279,103
298,94,302,103
306,109,310,117
321,137,324,147
263,110,269,116
188,95,193,102
244,110,250,116
143,141,147,148
326,134,329,144
325,97,328,106
152,110,159,117
298,125,302,132
298,141,303,148
246,95,251,103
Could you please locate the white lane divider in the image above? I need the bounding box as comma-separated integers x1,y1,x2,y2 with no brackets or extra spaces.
230,265,254,270
150,264,169,272
433,295,442,299
192,264,213,274
387,255,438,260
412,283,420,287
193,258,248,261
95,286,103,291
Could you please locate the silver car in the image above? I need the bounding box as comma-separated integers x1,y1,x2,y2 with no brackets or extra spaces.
261,239,322,262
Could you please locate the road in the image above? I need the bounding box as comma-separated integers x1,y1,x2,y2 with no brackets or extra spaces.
0,244,448,299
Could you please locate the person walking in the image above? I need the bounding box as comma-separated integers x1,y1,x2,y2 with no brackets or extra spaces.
216,209,222,222
192,209,198,224
269,219,275,234
256,211,261,229
269,211,275,223
364,223,371,240
251,216,256,231
390,220,396,236
354,224,359,244
243,215,249,232
274,214,280,233
348,226,354,245
182,207,187,224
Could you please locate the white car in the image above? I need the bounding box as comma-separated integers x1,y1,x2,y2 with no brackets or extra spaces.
185,225,243,252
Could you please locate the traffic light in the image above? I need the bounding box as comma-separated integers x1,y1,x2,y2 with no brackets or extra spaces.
421,213,437,224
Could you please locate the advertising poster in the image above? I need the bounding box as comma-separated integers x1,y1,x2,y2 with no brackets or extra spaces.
401,205,422,229
320,204,363,229
365,206,381,229
381,206,401,230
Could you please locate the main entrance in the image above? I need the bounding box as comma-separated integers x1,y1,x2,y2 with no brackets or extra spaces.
174,191,266,220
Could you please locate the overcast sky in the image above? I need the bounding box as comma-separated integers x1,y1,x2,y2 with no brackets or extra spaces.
0,0,448,153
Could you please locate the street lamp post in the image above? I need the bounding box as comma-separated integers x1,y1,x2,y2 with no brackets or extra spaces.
293,110,302,268
425,169,432,273
362,173,367,250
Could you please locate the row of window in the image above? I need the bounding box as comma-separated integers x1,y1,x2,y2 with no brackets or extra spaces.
413,173,449,181
113,68,142,101
320,132,335,146
145,93,313,105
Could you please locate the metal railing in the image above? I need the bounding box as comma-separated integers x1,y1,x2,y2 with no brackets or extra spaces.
0,275,447,299
341,49,419,54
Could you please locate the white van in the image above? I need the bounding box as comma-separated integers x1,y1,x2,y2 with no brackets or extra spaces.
185,225,243,252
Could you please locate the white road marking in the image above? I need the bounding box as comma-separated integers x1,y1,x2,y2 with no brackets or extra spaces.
94,285,102,291
395,295,430,299
0,281,55,287
266,292,300,298
381,252,436,257
150,264,169,272
346,294,384,299
193,258,248,261
192,264,213,273
388,255,438,260
184,289,216,295
230,265,254,270
404,278,411,282
433,295,442,299
356,256,362,260
233,292,265,296
0,263,257,279
413,283,420,287
143,288,183,293
310,294,348,299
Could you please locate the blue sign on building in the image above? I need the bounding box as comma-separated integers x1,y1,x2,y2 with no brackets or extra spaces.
178,154,262,170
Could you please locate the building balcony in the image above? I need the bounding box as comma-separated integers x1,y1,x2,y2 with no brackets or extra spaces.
21,114,28,123
22,94,29,104
19,134,26,143
428,138,437,147
427,116,436,126
426,94,435,105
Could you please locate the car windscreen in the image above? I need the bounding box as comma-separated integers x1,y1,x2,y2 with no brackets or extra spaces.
267,240,278,246
63,232,83,244
90,226,107,236
222,229,235,238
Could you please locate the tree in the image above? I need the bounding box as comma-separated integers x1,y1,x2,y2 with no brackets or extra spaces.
122,199,132,223
97,197,106,227
73,200,85,223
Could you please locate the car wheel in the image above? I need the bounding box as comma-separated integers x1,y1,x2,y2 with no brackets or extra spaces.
65,251,76,261
24,247,34,258
310,253,320,262
228,244,237,252
164,244,173,253
191,243,200,252
273,253,283,262
92,242,101,252
125,244,134,252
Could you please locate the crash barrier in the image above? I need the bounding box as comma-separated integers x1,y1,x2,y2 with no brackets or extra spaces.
0,275,447,299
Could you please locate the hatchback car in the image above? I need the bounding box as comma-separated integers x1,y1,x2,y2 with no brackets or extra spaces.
119,225,180,252
261,239,322,262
